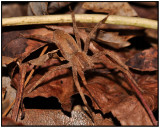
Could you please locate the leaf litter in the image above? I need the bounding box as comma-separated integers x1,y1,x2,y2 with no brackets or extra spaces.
2,2,158,126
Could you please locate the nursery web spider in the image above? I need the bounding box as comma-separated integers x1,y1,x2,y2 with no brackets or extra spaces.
24,10,153,123
23,12,110,120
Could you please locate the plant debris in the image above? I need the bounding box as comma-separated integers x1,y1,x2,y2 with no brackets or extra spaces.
2,2,158,126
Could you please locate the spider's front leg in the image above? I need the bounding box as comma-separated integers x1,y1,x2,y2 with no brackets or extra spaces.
70,9,81,50
72,67,94,122
84,15,109,53
77,68,102,110
26,63,71,93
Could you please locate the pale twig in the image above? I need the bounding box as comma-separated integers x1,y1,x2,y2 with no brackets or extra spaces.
2,14,157,29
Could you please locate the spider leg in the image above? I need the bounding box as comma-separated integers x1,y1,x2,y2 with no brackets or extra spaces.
70,7,82,50
27,63,71,93
84,15,109,53
72,67,94,122
77,69,102,110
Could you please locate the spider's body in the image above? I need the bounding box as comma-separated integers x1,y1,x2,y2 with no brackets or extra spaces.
52,29,94,72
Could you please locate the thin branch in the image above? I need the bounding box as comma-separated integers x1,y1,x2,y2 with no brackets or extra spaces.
2,14,157,29
11,64,26,121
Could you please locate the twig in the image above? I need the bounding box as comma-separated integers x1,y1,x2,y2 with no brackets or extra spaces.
2,14,157,29
11,64,26,121
2,99,15,117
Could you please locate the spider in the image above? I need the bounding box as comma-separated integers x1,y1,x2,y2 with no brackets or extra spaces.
22,11,156,125
22,12,111,120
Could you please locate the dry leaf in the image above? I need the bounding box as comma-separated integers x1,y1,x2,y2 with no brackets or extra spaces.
136,74,158,111
2,3,27,18
96,30,133,49
22,59,74,112
74,2,86,14
131,3,158,20
126,48,157,71
111,96,152,125
15,107,114,126
145,29,158,39
2,76,16,114
2,117,23,126
28,2,48,16
83,75,129,113
48,2,71,13
132,2,157,7
142,83,158,111
2,28,52,59
83,2,138,16
2,56,17,65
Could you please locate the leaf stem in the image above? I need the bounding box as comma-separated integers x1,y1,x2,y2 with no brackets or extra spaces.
2,14,157,29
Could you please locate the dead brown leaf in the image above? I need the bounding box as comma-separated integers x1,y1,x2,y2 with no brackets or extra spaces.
2,3,27,18
131,3,158,20
96,30,133,49
22,59,74,112
135,73,158,111
48,2,71,13
2,56,17,65
2,28,54,62
132,2,157,7
145,29,158,39
126,48,157,71
84,75,129,113
28,2,48,16
111,96,153,125
74,2,86,14
2,117,23,126
15,107,114,126
142,83,158,111
83,2,138,16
